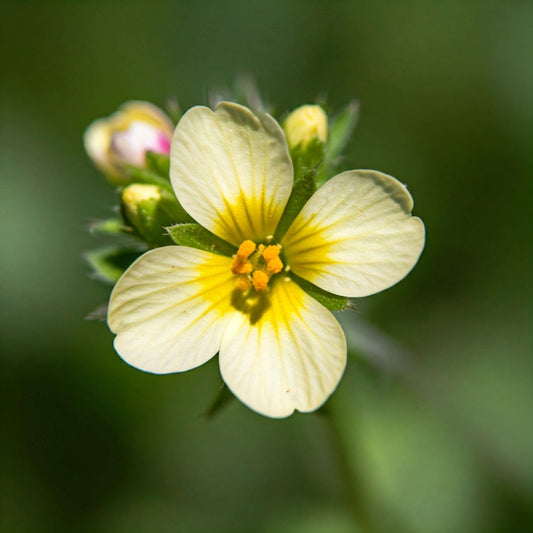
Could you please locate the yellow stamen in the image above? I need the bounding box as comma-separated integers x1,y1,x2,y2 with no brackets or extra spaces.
252,270,269,292
233,240,285,292
267,257,283,274
237,240,256,259
231,258,252,275
231,240,256,275
262,244,281,262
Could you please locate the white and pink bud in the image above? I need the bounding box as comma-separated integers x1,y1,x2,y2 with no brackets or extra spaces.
84,101,174,185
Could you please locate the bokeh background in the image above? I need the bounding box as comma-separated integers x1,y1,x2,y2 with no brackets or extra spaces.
2,2,531,532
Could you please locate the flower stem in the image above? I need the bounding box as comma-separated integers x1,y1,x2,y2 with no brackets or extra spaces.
322,406,374,533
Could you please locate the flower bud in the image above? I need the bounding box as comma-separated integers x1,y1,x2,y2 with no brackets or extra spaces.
283,104,328,150
84,101,174,186
121,184,184,245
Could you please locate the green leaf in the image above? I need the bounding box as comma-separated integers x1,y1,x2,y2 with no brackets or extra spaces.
124,165,174,191
167,223,237,257
274,168,317,240
85,246,143,284
322,100,359,180
290,272,349,311
204,382,236,419
145,151,170,178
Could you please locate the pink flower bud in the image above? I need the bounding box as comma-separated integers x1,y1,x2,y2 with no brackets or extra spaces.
84,101,174,185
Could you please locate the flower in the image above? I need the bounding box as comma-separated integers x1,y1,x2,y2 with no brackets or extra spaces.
84,101,174,185
107,102,425,418
283,104,328,149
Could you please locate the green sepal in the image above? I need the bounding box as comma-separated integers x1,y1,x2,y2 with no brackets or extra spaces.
121,187,193,247
85,246,144,284
290,272,350,311
145,151,170,178
290,137,325,180
124,165,174,191
204,382,236,419
88,217,143,247
167,223,237,257
274,167,317,241
89,217,130,237
150,187,192,225
322,100,359,180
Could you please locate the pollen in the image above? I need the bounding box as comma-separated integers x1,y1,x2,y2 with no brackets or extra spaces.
231,240,256,275
262,244,281,262
231,258,252,275
267,257,283,274
232,239,285,293
252,269,269,292
237,240,256,259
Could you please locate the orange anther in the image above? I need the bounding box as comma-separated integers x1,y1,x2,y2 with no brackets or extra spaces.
267,257,283,274
231,257,252,275
262,244,281,262
252,269,269,292
236,240,256,259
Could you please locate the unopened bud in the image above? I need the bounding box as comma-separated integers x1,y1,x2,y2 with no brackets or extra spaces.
283,105,328,150
121,184,185,245
84,101,174,186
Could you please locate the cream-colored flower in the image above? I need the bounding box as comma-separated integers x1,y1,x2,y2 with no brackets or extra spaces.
283,104,328,149
107,102,425,418
84,101,174,185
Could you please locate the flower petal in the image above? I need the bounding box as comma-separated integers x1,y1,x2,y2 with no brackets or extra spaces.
219,279,346,418
108,247,235,374
83,118,117,176
116,101,175,138
170,102,293,246
282,170,425,297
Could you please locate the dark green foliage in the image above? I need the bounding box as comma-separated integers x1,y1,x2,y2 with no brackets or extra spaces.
85,247,144,284
167,223,237,257
290,272,350,311
274,168,317,240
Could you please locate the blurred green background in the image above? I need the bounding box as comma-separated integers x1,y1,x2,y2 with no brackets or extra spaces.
2,2,531,532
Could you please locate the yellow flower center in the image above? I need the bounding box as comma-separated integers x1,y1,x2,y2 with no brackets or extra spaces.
231,240,284,293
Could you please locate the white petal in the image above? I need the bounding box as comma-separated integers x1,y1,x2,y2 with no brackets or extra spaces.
83,118,116,176
112,121,170,166
117,101,175,138
170,102,293,246
108,247,235,374
219,279,346,418
282,170,425,297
